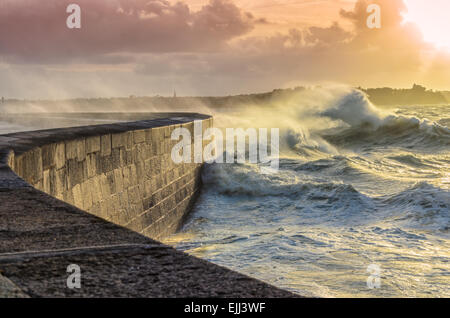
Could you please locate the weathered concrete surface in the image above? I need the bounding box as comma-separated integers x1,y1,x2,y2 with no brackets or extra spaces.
0,274,29,298
0,187,295,297
0,113,297,298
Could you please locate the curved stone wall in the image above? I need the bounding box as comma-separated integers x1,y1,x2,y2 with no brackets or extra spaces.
5,114,212,240
0,113,296,298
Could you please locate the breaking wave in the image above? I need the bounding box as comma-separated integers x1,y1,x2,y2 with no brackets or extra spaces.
168,87,450,298
223,87,450,153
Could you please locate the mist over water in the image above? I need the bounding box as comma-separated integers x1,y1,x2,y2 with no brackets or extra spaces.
165,88,450,297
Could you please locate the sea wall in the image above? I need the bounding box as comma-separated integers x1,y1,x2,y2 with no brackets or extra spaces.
6,114,212,240
0,113,296,298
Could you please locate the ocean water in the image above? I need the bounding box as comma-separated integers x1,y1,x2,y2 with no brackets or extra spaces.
164,89,450,298
1,90,448,297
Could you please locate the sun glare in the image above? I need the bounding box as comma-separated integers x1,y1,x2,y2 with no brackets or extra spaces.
403,0,450,49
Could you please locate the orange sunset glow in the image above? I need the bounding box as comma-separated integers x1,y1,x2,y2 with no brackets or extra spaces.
0,0,449,98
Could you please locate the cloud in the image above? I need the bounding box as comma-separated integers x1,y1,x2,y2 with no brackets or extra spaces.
0,0,254,63
1,0,450,98
305,22,352,46
340,0,407,29
340,0,425,49
200,0,447,89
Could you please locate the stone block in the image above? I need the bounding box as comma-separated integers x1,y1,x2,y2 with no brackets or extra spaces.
100,156,113,174
65,140,78,160
55,169,66,196
43,169,51,193
67,159,84,188
63,189,74,205
122,165,131,189
86,153,97,178
41,144,55,170
86,136,101,154
112,133,126,149
125,150,133,165
76,139,86,162
106,171,116,195
72,184,83,209
113,169,124,193
133,130,146,144
130,164,138,186
125,132,133,150
118,190,129,210
55,143,65,170
81,180,93,210
145,129,153,145
135,161,145,182
111,148,122,170
66,139,85,162
91,176,103,203
100,135,112,156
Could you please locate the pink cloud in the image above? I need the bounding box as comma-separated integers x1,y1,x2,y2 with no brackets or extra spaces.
0,0,254,62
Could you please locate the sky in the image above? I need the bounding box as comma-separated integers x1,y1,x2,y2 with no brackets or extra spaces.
0,0,449,99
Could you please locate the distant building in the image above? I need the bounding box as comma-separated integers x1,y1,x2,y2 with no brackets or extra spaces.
362,84,447,106
412,83,426,92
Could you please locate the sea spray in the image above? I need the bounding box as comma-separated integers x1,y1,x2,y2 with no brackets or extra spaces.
165,98,450,298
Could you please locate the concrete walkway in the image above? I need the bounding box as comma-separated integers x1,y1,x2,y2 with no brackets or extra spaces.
0,186,296,297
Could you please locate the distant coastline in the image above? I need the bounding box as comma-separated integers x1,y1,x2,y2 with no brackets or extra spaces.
1,84,449,113
361,84,449,107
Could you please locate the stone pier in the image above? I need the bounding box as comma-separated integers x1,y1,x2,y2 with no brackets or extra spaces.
0,113,296,298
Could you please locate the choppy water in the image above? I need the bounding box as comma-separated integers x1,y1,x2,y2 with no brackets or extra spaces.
1,91,448,297
165,89,450,298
